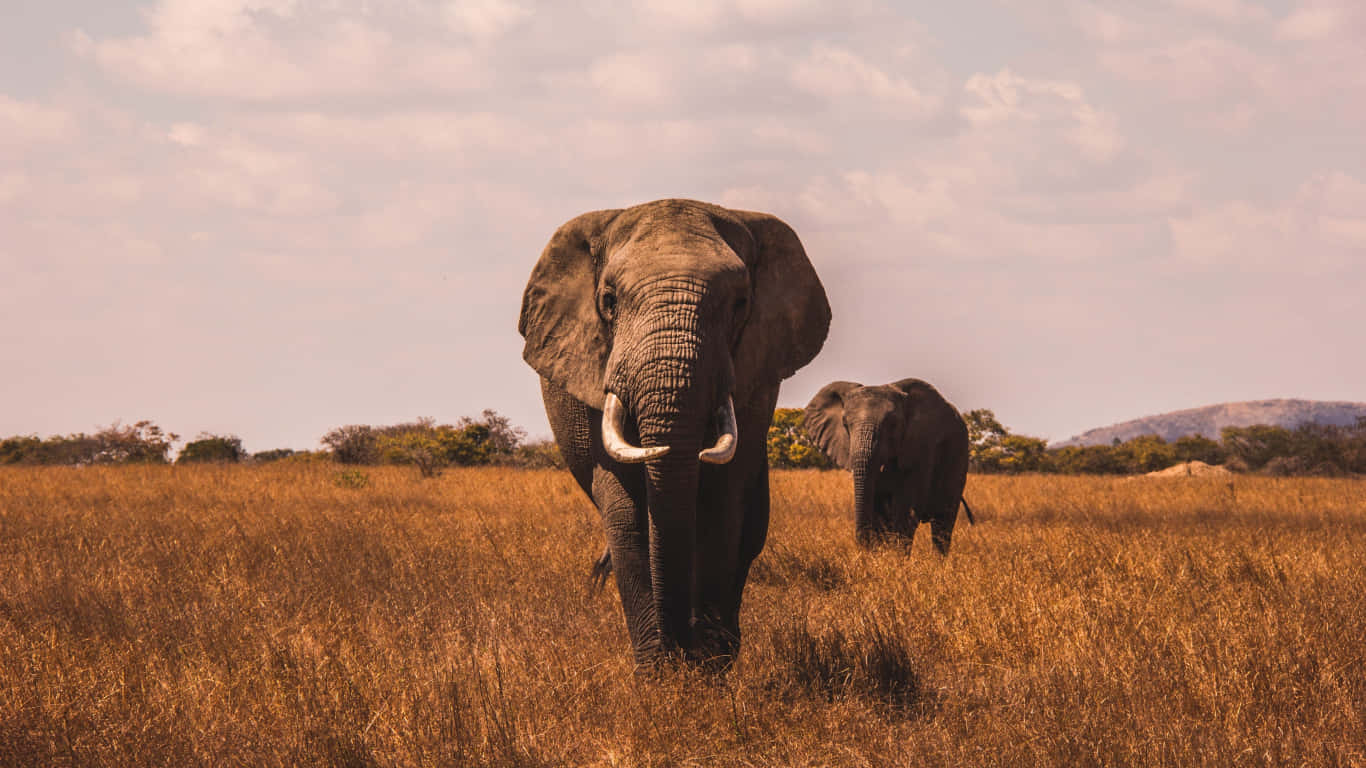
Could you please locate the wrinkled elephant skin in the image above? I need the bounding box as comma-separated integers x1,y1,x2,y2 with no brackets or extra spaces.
805,379,970,553
518,199,830,668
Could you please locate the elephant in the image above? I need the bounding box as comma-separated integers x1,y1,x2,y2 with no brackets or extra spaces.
518,199,830,668
803,379,974,552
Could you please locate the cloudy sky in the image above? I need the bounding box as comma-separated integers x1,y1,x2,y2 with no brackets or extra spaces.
3,0,1363,451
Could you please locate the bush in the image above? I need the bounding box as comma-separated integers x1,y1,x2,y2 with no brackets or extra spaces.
333,469,369,489
0,436,43,465
178,434,246,464
377,429,449,478
1173,434,1226,465
769,408,830,469
251,448,296,463
0,422,177,465
506,440,566,469
965,409,1047,473
322,425,379,465
319,412,526,471
1221,425,1294,471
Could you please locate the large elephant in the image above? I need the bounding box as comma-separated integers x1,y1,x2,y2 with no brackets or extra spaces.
518,199,830,667
804,379,974,552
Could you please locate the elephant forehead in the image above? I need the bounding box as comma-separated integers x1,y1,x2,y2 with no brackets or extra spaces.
604,246,748,293
844,389,898,416
604,200,751,251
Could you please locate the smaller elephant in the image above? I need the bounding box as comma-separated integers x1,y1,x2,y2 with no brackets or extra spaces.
804,378,974,552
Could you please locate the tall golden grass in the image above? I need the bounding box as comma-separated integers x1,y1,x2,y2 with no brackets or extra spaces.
1,465,1363,766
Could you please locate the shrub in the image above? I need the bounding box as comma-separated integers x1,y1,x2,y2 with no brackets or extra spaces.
1173,434,1226,465
1221,425,1294,471
462,409,526,457
178,434,246,464
0,436,43,465
333,469,369,489
377,429,449,478
505,440,566,469
251,448,296,463
322,425,379,465
0,423,177,465
769,408,830,469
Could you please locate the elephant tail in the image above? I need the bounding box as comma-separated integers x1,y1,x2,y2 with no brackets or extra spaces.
588,547,613,594
960,497,976,526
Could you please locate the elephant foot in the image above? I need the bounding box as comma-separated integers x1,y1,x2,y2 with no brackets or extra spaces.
628,619,740,674
687,615,740,673
856,526,914,553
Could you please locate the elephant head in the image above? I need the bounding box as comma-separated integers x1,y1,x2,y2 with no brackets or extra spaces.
519,199,829,663
805,378,970,551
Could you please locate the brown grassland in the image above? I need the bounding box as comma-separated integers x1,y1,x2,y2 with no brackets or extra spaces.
1,465,1363,767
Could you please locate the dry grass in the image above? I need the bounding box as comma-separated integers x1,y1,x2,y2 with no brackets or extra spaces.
1,465,1364,767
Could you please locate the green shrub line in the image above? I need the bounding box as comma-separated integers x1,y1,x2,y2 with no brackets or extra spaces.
965,409,1366,476
4,409,1364,476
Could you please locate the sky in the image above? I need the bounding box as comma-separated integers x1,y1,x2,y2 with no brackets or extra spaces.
2,0,1363,452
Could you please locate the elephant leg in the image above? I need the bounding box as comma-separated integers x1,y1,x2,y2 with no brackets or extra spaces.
591,463,657,662
927,441,970,556
688,465,745,668
693,396,773,669
888,464,931,545
886,493,917,544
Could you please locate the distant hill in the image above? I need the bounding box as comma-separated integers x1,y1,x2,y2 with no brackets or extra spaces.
1054,399,1366,448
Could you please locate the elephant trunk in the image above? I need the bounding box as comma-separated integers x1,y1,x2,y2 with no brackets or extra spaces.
614,301,731,659
850,425,879,545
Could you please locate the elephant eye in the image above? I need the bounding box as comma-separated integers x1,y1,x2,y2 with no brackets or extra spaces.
600,290,617,321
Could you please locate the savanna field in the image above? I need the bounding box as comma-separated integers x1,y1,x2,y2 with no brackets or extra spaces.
1,465,1363,767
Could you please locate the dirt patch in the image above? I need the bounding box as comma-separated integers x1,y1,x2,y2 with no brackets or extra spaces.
1146,460,1233,477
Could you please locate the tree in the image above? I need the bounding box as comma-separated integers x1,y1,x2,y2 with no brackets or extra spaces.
964,409,1008,460
963,409,1047,473
1047,445,1126,475
178,434,246,463
1113,434,1176,474
1173,434,1226,465
456,409,526,462
322,425,379,464
377,429,448,477
0,422,176,465
978,434,1048,473
91,421,178,464
767,408,831,469
1221,425,1293,471
441,423,492,466
0,436,43,465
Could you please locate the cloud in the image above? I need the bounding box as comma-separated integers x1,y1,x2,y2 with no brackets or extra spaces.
76,0,489,102
791,43,939,118
962,68,1123,163
1167,172,1366,271
5,0,1366,449
0,95,74,144
443,0,530,43
1276,4,1343,40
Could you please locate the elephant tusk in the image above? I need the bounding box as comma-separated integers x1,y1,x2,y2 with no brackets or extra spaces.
602,393,671,464
699,395,738,465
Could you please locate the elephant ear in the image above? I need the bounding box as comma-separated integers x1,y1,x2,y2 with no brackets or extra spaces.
889,378,934,398
518,209,621,410
889,378,953,453
730,210,831,398
804,381,860,469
